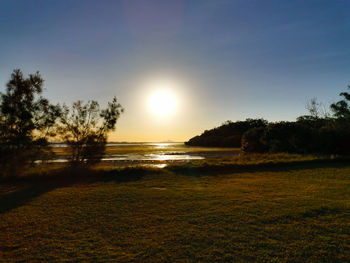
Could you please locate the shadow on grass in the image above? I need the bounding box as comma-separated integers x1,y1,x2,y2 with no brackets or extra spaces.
0,166,157,215
1,158,350,215
167,158,350,177
258,206,346,225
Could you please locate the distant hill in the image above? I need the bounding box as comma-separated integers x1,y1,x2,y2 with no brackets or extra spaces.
185,119,268,147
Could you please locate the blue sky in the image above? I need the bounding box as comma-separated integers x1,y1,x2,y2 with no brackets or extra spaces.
1,0,349,141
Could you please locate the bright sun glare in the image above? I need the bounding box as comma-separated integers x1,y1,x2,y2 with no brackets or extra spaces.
149,89,177,117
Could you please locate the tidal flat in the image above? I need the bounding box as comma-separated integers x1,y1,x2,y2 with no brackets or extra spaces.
45,143,240,168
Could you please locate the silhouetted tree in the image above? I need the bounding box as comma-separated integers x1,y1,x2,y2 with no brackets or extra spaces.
0,69,60,177
241,127,267,153
58,97,123,165
185,118,268,147
241,86,350,155
189,85,350,155
331,86,350,120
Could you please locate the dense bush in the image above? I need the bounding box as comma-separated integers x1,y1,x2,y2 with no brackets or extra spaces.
241,127,267,153
241,119,350,155
194,86,350,155
0,70,60,177
57,98,123,166
186,119,268,147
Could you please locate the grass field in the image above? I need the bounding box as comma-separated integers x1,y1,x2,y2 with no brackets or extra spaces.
1,159,350,262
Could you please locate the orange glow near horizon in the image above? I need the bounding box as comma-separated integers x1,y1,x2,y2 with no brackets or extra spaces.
107,77,206,142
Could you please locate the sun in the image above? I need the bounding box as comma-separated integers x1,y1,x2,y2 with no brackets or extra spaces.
148,89,177,117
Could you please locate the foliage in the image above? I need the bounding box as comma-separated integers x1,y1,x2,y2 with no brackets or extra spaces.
0,69,60,177
241,127,267,153
297,98,330,122
58,98,123,165
330,86,350,119
185,118,268,147
186,85,348,155
241,120,332,154
242,86,350,155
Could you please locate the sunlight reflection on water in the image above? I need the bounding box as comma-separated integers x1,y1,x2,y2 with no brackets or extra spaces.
101,154,204,161
35,153,204,165
41,142,239,168
145,164,167,168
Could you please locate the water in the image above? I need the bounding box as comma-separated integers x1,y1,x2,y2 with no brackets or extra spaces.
50,142,183,148
101,153,204,161
43,142,239,167
36,153,204,163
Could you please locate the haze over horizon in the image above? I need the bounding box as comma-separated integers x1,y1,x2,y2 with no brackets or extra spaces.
1,0,349,142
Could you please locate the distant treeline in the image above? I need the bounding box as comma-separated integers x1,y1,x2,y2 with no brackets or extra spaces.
186,88,350,155
186,119,267,147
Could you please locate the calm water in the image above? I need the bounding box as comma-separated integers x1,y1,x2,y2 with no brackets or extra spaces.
44,142,239,167
51,142,183,147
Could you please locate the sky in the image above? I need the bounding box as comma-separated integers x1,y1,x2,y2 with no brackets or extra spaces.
0,0,349,142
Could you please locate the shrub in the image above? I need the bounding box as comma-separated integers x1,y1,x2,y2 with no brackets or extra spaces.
0,69,60,177
57,98,123,166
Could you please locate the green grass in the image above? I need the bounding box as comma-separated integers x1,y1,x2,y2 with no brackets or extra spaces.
1,159,350,262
